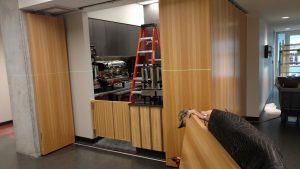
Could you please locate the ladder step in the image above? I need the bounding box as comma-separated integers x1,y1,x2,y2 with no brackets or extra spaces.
136,64,153,67
134,77,143,81
149,59,162,62
132,91,142,94
138,50,153,54
140,37,152,41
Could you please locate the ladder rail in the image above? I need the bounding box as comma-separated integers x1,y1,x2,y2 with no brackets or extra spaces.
130,24,162,102
130,29,144,102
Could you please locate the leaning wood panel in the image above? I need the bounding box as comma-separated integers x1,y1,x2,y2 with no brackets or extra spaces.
27,13,75,155
113,101,131,141
150,107,163,151
92,100,114,139
140,106,152,149
160,0,212,165
130,106,141,147
180,115,240,169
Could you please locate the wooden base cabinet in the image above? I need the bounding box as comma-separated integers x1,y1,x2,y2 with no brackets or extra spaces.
130,105,164,152
91,101,131,141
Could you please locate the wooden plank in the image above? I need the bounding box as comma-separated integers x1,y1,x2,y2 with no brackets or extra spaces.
179,115,240,169
92,100,114,139
130,106,141,147
113,101,131,141
150,107,163,152
26,13,75,155
140,106,152,149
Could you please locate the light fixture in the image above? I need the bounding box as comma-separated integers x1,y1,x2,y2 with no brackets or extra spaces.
285,28,291,30
139,0,159,5
282,16,290,19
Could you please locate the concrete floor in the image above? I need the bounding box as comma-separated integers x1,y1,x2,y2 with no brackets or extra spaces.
0,124,169,169
1,88,300,169
254,87,300,169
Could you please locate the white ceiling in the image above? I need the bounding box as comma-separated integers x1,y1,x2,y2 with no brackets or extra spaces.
235,0,300,31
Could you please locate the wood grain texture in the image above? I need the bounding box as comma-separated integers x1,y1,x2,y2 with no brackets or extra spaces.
179,115,240,169
113,101,131,141
160,0,246,166
26,13,75,155
130,106,141,148
160,0,212,165
210,0,246,116
140,106,152,149
150,107,163,151
92,100,114,139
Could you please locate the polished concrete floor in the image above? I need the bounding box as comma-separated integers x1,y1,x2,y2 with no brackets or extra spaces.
254,87,300,169
0,123,169,169
1,87,300,169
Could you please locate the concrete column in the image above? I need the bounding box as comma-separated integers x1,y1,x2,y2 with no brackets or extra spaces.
0,0,40,157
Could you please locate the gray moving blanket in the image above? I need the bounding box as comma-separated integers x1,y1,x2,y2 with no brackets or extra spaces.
208,109,286,169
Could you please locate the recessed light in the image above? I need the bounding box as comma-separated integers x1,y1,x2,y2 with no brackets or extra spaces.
282,16,290,19
285,28,291,30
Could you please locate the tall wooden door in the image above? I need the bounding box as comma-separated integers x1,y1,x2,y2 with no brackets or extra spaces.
26,13,75,155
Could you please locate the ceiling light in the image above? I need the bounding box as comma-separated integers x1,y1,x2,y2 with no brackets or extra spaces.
139,0,159,5
282,16,290,19
285,28,291,30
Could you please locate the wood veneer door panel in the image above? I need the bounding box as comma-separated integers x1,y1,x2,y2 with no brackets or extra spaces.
113,102,131,141
130,106,141,148
26,13,75,155
140,106,152,149
150,107,163,152
162,71,212,165
210,0,246,116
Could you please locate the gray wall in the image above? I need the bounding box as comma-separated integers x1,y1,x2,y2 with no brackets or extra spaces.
89,18,139,56
0,0,40,157
143,3,159,26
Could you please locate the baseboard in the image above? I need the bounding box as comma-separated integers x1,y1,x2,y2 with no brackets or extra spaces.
0,120,13,126
75,136,101,144
244,116,260,122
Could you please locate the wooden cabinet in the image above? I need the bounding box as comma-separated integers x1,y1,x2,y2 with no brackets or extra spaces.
92,101,131,141
92,101,163,152
130,105,163,152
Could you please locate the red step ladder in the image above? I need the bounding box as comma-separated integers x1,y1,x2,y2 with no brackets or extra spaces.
129,24,161,102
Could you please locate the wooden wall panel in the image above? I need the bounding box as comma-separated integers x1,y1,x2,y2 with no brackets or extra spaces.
160,0,212,165
92,100,114,139
180,115,240,169
210,0,246,116
26,13,75,155
130,106,141,147
160,0,247,166
150,107,163,151
113,101,131,141
140,107,152,149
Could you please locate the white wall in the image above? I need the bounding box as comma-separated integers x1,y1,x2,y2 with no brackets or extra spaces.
258,19,274,111
18,0,51,8
87,4,144,26
65,12,95,139
0,33,12,123
246,15,275,117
